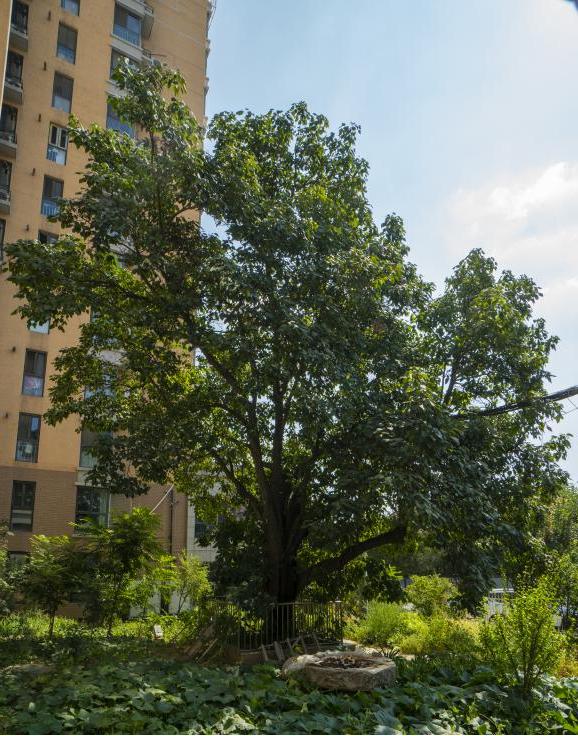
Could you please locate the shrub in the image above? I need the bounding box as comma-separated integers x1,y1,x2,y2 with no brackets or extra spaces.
20,536,81,637
397,614,479,656
173,552,213,613
479,578,567,696
77,508,164,634
405,574,458,616
348,601,411,651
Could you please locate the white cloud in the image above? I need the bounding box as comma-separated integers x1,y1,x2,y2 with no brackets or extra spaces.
444,163,578,479
446,162,578,320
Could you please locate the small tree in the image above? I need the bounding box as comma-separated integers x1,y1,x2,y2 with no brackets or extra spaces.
405,574,458,617
21,535,79,638
77,507,163,635
173,552,212,614
549,551,578,630
129,554,178,616
479,579,566,696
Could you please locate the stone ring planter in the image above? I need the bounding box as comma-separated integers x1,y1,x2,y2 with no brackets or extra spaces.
281,650,396,691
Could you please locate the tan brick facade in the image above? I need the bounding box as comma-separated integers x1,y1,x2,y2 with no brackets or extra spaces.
0,0,211,558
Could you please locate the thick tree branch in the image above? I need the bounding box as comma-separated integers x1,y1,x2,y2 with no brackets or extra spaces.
453,385,578,418
299,524,407,588
206,447,262,517
443,351,462,405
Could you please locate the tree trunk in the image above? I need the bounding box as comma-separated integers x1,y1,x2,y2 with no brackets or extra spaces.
48,609,56,639
263,556,300,642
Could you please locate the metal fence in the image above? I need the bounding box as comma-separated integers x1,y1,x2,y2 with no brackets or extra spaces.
204,599,343,651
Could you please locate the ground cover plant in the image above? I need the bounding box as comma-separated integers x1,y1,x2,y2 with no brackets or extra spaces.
1,656,578,734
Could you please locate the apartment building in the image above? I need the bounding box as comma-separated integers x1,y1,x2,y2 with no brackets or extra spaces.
0,0,215,564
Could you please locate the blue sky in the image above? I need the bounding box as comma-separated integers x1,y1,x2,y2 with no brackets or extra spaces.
206,0,578,480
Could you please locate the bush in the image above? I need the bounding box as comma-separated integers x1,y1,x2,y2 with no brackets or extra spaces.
350,600,480,657
479,578,567,696
20,536,81,637
348,601,410,651
405,574,458,616
397,614,479,656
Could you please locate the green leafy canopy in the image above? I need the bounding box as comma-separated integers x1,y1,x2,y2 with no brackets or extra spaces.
4,64,569,605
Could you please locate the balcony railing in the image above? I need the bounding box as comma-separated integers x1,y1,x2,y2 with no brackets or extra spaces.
11,20,27,36
4,74,23,104
113,23,140,47
0,130,16,144
41,199,59,217
0,185,11,203
10,7,28,52
15,440,39,462
5,75,23,91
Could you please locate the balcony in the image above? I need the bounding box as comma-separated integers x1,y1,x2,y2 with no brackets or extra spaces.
4,76,23,105
114,21,140,46
0,185,10,214
10,1,28,52
117,0,154,38
0,130,17,159
10,22,28,52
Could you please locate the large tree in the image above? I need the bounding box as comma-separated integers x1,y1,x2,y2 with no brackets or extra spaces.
5,65,569,606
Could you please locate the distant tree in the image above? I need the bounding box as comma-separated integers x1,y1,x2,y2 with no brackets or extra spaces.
129,553,178,617
173,552,212,614
405,575,458,617
4,64,569,607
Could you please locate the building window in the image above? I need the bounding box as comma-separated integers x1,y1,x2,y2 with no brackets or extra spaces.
75,486,109,526
106,103,134,137
11,1,29,35
7,552,29,569
110,49,139,78
0,105,18,144
10,481,36,531
41,175,63,217
57,23,77,64
79,428,98,468
0,219,5,261
6,51,23,89
79,428,112,468
0,161,12,206
29,320,50,334
61,0,79,15
194,518,213,542
47,124,68,164
22,349,47,396
15,413,41,462
38,230,58,244
113,4,141,46
52,73,73,113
